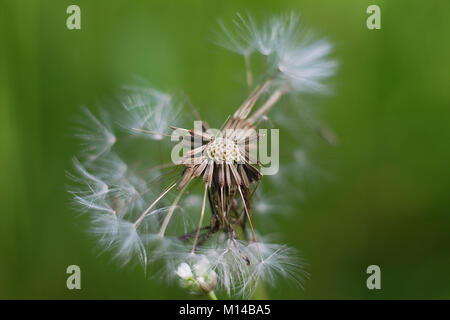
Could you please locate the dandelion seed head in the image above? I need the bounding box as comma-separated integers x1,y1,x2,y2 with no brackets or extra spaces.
206,137,242,163
68,11,338,298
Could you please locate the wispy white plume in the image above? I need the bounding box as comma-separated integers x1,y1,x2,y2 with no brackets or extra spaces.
276,36,337,93
215,15,255,56
120,85,182,140
75,108,116,162
90,213,147,266
82,153,149,218
70,157,115,214
216,12,337,94
200,239,306,297
69,155,177,266
247,242,307,291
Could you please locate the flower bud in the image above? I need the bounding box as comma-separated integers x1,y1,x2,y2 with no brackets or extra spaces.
175,255,217,295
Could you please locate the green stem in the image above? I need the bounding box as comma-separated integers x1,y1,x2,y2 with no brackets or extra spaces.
208,291,218,300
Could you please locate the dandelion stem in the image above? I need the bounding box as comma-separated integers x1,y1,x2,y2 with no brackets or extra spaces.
208,290,218,300
134,182,177,229
191,184,209,253
158,182,189,237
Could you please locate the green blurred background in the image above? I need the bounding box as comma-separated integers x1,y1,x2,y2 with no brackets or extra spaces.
1,0,450,299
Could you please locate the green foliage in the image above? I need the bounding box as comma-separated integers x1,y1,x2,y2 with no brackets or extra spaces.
1,0,449,299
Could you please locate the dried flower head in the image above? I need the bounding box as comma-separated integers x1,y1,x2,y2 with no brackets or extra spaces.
68,12,336,298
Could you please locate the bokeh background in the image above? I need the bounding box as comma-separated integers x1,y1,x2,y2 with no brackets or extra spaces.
1,0,450,299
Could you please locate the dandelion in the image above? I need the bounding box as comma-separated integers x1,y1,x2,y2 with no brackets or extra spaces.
68,12,336,299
